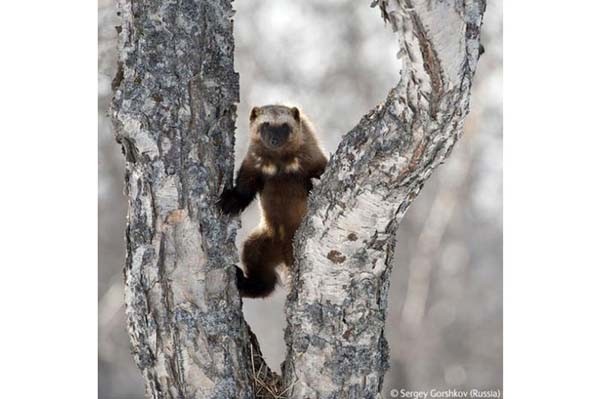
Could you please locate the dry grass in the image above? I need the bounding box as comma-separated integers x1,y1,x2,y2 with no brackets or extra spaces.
246,320,299,398
250,344,283,398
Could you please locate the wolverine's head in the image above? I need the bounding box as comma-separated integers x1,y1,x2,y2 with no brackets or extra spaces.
249,105,303,153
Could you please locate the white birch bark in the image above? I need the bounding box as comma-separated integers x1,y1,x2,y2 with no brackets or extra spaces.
282,1,486,398
111,0,485,398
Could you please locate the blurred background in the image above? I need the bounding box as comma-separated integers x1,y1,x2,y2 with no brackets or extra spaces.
99,1,502,397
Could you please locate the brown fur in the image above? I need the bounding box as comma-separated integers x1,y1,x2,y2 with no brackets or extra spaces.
218,105,328,298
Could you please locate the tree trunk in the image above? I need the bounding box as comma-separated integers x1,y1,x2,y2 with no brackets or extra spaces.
111,0,257,397
111,0,485,398
282,1,486,397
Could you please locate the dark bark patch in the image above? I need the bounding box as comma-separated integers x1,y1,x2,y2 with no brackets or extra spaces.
347,232,358,241
111,61,124,92
116,134,139,163
152,93,163,103
327,250,346,264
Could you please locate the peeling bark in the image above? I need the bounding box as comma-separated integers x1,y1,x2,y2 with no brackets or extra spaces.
112,0,485,398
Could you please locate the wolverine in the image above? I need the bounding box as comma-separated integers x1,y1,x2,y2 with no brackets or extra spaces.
218,105,328,298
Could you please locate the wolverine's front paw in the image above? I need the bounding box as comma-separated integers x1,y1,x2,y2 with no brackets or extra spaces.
235,266,246,282
234,266,249,297
217,188,243,215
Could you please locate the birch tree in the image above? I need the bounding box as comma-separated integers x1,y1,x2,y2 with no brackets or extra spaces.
111,0,486,398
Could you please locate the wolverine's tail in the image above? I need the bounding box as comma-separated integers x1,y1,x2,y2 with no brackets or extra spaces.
235,266,277,298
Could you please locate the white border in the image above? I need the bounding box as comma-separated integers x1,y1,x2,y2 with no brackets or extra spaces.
0,2,97,397
505,1,600,398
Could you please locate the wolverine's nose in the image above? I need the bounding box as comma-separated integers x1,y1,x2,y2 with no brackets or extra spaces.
260,123,290,148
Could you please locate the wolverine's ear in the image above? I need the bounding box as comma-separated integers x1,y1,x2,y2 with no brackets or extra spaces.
291,106,300,122
250,107,259,122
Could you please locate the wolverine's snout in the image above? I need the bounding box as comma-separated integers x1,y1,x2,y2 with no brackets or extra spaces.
260,123,291,149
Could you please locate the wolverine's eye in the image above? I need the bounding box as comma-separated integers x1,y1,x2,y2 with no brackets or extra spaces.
281,123,290,134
